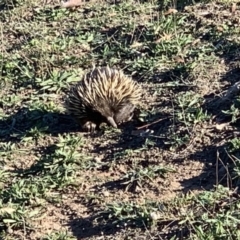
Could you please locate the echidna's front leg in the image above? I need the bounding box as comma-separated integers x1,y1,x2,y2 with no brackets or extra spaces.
82,121,97,132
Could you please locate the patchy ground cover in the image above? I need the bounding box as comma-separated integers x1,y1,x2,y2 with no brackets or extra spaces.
1,0,240,239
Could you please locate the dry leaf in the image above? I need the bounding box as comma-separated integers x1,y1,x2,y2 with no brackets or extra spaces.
217,26,224,32
61,0,83,8
155,33,172,43
174,56,185,63
164,8,178,15
0,207,15,214
191,39,200,46
150,212,161,220
197,11,211,16
231,3,237,13
215,123,229,131
130,41,143,48
102,190,110,197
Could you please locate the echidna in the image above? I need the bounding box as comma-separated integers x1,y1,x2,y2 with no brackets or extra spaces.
65,66,142,132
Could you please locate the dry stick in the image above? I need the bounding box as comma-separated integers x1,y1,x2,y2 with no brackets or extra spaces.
217,150,232,189
216,150,219,187
136,117,169,130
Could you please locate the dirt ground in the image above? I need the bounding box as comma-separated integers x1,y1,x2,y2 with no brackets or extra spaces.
1,0,240,239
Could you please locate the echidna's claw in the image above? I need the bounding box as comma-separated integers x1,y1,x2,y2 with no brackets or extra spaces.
82,121,97,132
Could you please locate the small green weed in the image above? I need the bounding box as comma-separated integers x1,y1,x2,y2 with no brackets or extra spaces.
0,201,42,234
105,201,156,227
121,165,175,191
175,92,210,126
222,102,240,123
35,70,80,93
41,231,75,240
104,186,240,239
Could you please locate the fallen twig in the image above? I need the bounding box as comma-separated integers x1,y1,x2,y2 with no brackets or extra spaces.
136,117,169,130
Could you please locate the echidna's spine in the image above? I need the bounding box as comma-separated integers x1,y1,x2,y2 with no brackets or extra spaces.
65,66,142,132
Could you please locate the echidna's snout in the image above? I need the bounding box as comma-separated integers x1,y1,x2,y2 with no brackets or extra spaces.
106,116,118,128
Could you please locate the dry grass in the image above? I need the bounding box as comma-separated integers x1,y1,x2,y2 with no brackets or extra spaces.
1,0,240,239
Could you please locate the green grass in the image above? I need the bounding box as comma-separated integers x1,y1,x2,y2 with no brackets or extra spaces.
1,0,240,239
